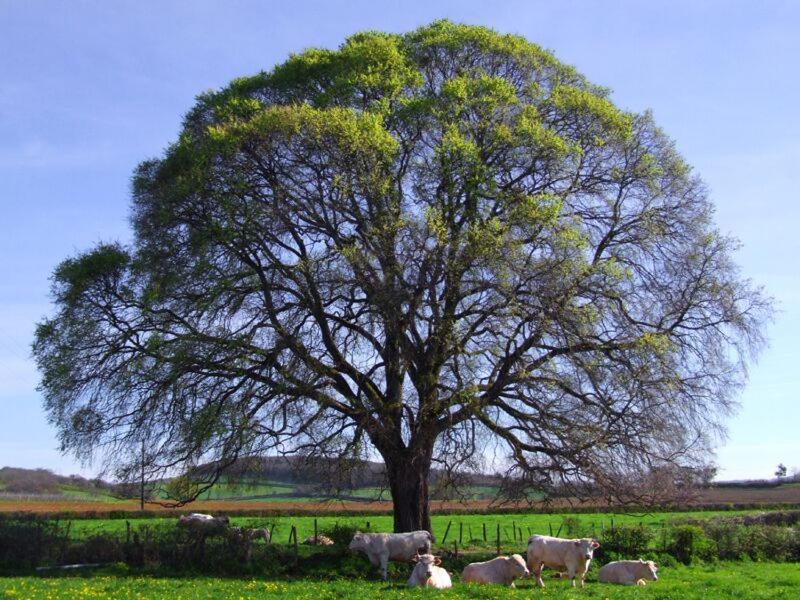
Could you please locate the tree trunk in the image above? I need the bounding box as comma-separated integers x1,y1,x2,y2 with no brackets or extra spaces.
385,446,433,533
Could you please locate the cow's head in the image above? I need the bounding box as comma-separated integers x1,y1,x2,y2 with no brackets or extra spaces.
348,532,368,552
507,554,530,579
413,553,440,581
573,538,600,560
639,559,658,581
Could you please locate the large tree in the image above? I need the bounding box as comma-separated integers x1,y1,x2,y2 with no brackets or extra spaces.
34,21,769,532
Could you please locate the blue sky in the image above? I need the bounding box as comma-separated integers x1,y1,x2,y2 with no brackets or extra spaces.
1,0,797,480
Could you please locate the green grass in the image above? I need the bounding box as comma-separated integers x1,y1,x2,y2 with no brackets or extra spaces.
1,562,798,598
59,509,761,547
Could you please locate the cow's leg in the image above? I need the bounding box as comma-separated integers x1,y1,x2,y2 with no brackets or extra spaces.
567,565,577,588
380,553,389,580
534,561,545,588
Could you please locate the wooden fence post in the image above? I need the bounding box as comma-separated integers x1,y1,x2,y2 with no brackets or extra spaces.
442,520,452,544
483,522,487,542
314,518,318,544
459,522,463,545
269,523,275,544
548,522,553,536
496,523,501,555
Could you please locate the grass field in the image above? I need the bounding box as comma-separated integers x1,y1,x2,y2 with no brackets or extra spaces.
61,509,760,545
1,562,798,598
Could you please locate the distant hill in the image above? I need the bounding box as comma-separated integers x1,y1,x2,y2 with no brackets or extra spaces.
0,458,504,503
190,455,503,501
0,467,120,500
5,460,795,506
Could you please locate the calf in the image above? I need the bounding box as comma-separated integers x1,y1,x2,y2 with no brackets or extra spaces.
348,530,433,580
599,560,658,586
407,553,452,589
461,554,529,587
527,535,600,588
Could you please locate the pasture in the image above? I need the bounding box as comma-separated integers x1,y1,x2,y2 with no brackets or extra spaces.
1,562,799,599
59,509,762,545
2,507,799,597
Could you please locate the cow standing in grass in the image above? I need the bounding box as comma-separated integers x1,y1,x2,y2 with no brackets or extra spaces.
527,535,600,588
177,513,230,560
348,531,434,580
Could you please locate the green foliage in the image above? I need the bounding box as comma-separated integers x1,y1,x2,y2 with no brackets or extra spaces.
320,522,368,547
548,85,633,140
669,525,713,565
51,244,129,304
598,523,654,562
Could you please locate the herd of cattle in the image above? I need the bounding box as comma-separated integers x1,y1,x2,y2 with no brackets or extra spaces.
177,513,659,589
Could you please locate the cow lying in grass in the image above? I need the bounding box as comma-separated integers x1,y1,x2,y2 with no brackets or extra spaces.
302,534,334,546
599,560,659,585
407,553,452,589
348,531,434,580
527,535,600,588
461,554,529,587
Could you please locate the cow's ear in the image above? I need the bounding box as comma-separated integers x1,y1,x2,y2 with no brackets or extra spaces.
592,540,600,548
434,557,441,565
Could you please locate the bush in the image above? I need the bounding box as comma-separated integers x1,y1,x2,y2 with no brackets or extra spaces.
704,521,745,560
561,516,583,537
64,534,125,565
0,517,70,571
669,525,712,564
598,524,654,563
321,522,369,547
738,525,800,562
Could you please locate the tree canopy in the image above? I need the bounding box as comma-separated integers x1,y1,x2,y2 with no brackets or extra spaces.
34,21,770,531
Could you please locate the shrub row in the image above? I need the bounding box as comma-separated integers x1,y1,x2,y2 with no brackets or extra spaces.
1,516,799,575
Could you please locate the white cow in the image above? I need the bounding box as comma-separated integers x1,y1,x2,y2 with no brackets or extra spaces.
527,535,600,588
177,513,230,536
349,531,434,580
461,554,530,587
599,560,658,586
407,553,452,589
